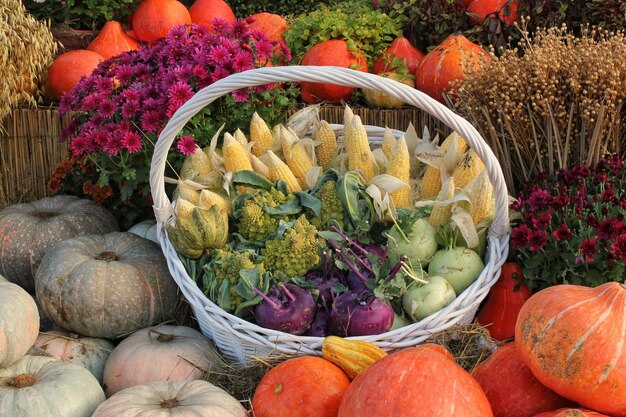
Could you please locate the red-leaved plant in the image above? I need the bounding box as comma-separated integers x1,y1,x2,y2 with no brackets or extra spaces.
511,154,626,291
51,20,298,228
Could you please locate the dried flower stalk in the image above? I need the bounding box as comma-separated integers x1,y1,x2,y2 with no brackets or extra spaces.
0,0,57,128
451,19,626,194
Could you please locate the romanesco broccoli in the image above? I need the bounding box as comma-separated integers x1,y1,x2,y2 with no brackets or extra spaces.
235,187,296,242
262,215,322,278
210,249,265,313
315,180,344,227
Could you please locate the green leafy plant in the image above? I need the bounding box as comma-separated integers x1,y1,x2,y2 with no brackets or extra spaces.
284,0,404,65
224,0,341,19
24,0,139,30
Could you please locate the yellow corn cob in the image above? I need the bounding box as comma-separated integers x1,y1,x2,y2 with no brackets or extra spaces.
175,197,196,220
453,149,485,190
420,132,469,199
250,112,274,156
386,136,411,208
381,128,397,162
233,128,248,147
428,177,455,229
222,132,253,173
313,120,338,168
280,126,314,189
176,181,200,205
343,105,355,134
265,150,302,192
180,146,212,180
468,170,493,225
250,154,270,178
199,189,232,215
345,115,376,182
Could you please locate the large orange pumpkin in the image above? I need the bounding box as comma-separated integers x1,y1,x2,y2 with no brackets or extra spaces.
467,0,520,26
414,33,489,103
132,0,191,43
45,50,104,100
372,37,425,74
473,342,574,417
516,282,626,416
189,0,236,32
87,21,140,59
300,40,367,104
338,344,493,417
532,410,610,417
252,356,351,417
247,12,288,43
476,262,532,341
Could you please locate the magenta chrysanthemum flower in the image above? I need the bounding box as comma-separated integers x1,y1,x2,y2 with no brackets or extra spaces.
233,51,254,72
552,223,573,241
168,81,194,104
177,135,197,155
208,45,231,63
255,39,274,59
70,136,89,156
511,224,532,248
232,88,249,102
121,100,141,119
123,131,143,153
103,133,123,157
98,100,116,118
579,237,598,262
141,111,163,133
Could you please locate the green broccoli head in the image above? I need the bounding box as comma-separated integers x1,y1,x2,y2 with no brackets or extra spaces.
235,187,296,242
317,180,345,227
262,215,322,279
211,249,265,313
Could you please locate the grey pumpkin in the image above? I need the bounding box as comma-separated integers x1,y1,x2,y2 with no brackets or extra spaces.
35,232,181,339
0,195,119,292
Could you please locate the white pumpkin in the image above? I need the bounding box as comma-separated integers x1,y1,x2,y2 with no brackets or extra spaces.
0,355,105,417
92,380,247,417
27,330,114,384
128,219,158,242
0,276,39,368
103,325,224,397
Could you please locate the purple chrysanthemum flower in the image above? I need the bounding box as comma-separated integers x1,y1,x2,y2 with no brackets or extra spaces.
177,135,197,155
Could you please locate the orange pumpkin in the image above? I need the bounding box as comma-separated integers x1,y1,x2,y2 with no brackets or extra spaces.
467,0,519,26
300,39,367,104
414,33,489,103
516,282,626,416
532,410,610,417
338,344,493,417
87,21,140,59
252,356,350,417
189,0,236,32
132,0,191,43
45,50,104,100
473,342,574,417
372,37,425,74
247,12,288,43
476,262,532,341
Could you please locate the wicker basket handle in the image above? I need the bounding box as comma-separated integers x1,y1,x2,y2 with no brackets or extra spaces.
149,66,509,238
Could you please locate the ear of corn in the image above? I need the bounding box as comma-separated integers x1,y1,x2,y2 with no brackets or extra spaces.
175,181,200,205
381,128,397,162
343,105,355,133
280,125,315,189
453,149,485,190
313,120,338,168
265,150,302,192
223,132,253,173
386,136,412,208
345,115,376,182
428,176,456,229
233,128,248,147
322,336,387,380
467,170,493,225
180,146,213,180
420,132,468,199
199,189,232,215
250,112,274,156
250,154,270,178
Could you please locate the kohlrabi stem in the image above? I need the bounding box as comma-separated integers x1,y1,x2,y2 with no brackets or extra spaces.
253,288,280,310
347,249,373,273
331,226,369,257
280,284,296,302
388,255,408,281
380,245,389,264
388,212,410,242
327,238,369,283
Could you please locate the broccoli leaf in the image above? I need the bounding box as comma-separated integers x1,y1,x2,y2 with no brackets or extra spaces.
232,170,274,190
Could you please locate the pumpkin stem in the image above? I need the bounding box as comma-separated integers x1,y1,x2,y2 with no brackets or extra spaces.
8,374,36,388
148,328,175,343
96,251,118,261
33,211,59,219
160,398,180,409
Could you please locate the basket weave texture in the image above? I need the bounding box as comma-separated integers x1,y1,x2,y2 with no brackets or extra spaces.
149,66,510,364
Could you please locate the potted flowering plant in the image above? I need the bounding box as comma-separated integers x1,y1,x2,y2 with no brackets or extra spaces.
511,155,626,291
50,21,299,229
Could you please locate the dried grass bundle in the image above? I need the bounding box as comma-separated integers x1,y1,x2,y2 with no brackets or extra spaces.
0,0,57,126
451,20,626,194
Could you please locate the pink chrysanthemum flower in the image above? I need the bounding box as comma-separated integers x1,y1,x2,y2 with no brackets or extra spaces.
177,135,197,155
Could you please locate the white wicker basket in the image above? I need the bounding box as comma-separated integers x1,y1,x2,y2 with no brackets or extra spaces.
149,66,510,364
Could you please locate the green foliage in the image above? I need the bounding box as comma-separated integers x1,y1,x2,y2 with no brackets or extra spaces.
226,0,342,18
24,0,139,30
284,0,404,65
